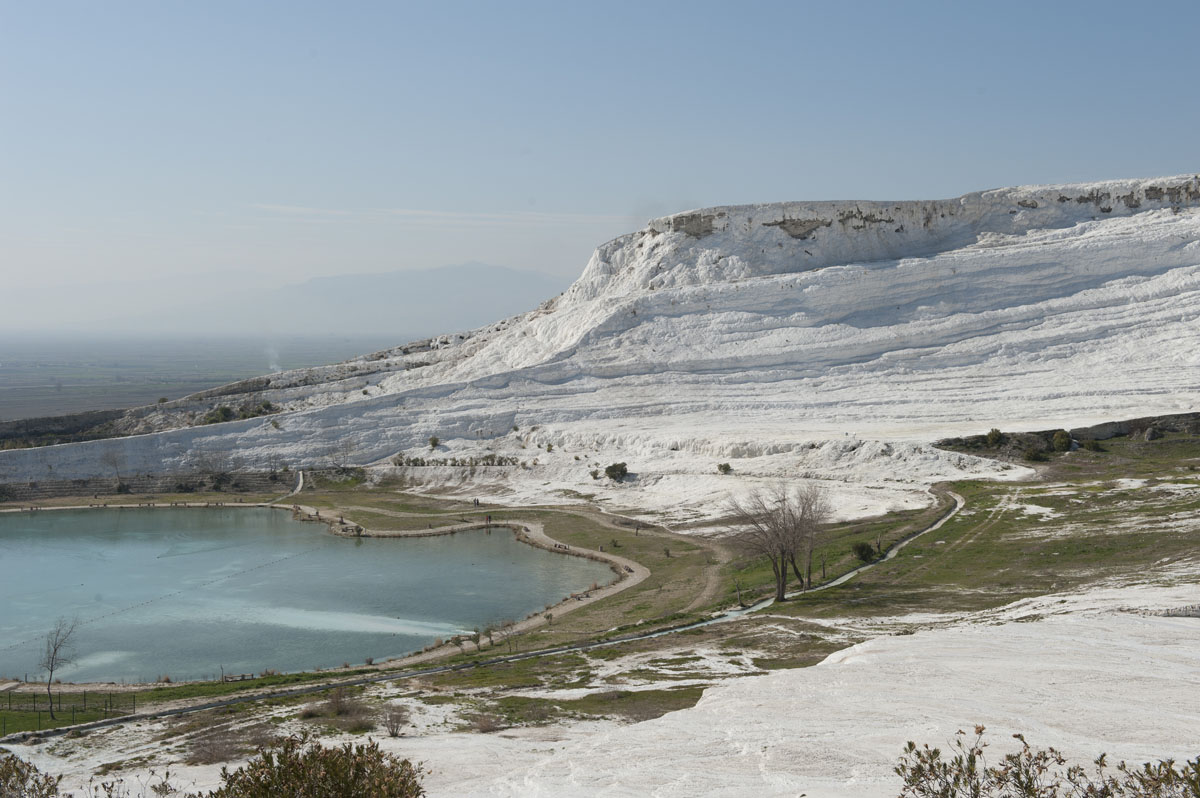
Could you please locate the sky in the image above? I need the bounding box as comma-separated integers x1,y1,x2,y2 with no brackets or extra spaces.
2,0,1198,333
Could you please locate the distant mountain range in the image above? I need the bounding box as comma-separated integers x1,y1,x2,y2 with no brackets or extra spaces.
6,262,570,340
256,262,570,338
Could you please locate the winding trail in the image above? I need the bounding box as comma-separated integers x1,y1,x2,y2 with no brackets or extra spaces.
792,488,965,596
0,486,967,745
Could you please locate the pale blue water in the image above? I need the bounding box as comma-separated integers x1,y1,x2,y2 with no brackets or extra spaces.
0,508,611,683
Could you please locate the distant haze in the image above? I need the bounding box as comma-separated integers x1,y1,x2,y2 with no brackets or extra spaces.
2,262,571,339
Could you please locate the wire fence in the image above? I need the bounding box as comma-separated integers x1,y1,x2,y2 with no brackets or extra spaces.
0,690,136,735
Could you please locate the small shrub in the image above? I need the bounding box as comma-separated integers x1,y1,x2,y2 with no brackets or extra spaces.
1082,438,1104,452
471,713,504,733
604,462,628,482
1023,447,1049,462
717,462,732,475
852,541,875,563
985,428,1002,446
383,705,411,738
190,728,250,765
205,732,424,797
0,754,61,798
896,726,1200,798
203,406,236,425
590,469,600,480
326,686,357,716
545,443,553,452
1051,429,1072,452
157,397,169,404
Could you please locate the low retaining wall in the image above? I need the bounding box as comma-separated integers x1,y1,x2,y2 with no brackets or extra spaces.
0,471,294,503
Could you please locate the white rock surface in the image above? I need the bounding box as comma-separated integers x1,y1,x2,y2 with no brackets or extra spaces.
4,175,1199,521
415,581,1200,797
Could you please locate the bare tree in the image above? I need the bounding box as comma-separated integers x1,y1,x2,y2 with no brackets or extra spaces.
39,617,78,719
99,449,124,486
790,484,832,590
190,448,240,489
726,486,793,601
332,439,358,470
726,483,830,600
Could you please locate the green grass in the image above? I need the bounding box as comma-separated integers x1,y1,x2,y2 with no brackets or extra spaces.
421,652,592,692
718,490,956,606
0,690,136,735
489,686,705,726
771,434,1200,619
135,669,378,706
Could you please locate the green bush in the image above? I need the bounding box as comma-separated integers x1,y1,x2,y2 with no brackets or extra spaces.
3,733,426,797
717,463,732,475
1023,447,1049,462
203,406,236,425
896,726,1200,797
428,436,439,450
207,732,423,797
1082,438,1104,452
604,462,628,482
0,754,60,798
238,401,276,420
985,428,1002,446
1051,429,1072,452
852,541,875,562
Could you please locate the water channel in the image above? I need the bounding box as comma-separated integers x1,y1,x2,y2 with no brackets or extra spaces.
0,507,612,683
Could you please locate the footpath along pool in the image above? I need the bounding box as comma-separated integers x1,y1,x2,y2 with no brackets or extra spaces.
0,507,613,683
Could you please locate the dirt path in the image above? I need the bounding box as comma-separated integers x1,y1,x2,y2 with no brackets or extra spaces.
0,488,976,744
284,501,652,656
901,487,1008,583
320,499,731,615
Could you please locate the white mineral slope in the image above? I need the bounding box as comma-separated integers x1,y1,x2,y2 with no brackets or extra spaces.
413,580,1200,797
4,175,1199,521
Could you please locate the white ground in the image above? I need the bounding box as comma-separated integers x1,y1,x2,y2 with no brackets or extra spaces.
12,574,1198,797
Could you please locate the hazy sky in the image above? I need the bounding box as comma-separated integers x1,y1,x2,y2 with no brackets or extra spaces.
3,0,1198,307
